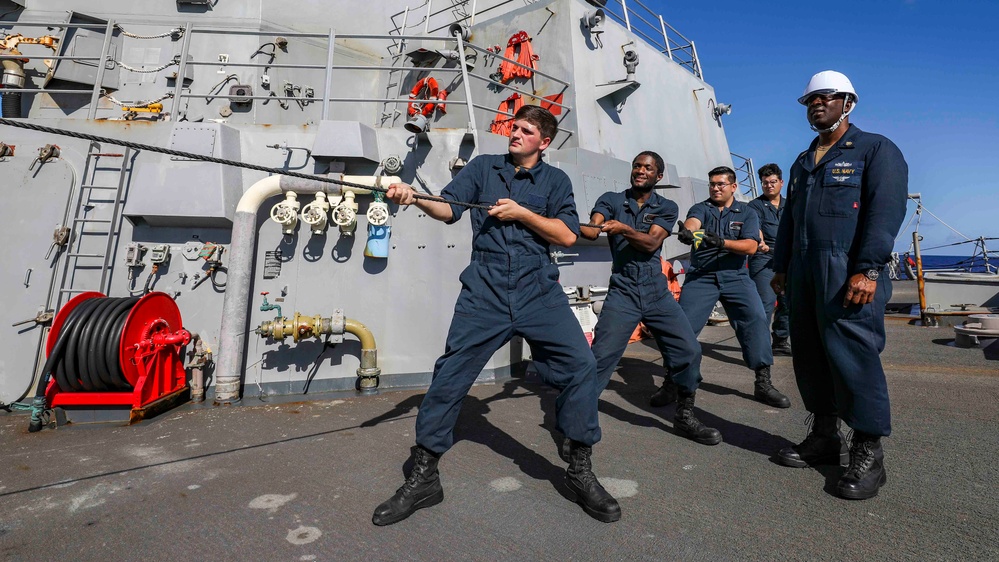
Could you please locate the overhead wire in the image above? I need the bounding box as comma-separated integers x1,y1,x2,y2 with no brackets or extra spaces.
0,118,493,211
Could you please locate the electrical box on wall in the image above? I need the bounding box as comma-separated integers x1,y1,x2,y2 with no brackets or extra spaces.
311,121,379,163
124,123,243,227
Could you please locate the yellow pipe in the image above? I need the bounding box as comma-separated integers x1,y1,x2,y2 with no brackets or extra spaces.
345,318,380,393
345,318,376,351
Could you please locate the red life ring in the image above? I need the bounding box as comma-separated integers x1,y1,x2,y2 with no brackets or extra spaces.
408,77,447,117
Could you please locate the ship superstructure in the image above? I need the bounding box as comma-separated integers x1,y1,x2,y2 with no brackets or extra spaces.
0,0,744,411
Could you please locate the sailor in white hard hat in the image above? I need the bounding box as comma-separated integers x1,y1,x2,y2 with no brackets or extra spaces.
797,69,858,134
771,70,908,500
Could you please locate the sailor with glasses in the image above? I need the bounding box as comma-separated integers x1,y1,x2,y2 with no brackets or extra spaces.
663,166,792,442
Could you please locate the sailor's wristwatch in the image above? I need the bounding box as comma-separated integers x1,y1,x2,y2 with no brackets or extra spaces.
863,269,880,282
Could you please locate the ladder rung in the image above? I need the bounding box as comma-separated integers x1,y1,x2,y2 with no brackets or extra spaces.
67,252,105,258
81,184,120,190
74,218,112,223
60,288,99,294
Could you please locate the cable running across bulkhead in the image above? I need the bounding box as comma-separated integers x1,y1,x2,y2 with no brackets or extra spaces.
0,118,493,210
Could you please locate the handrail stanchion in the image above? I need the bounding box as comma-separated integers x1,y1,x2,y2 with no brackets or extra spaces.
454,33,478,147
658,15,673,62
690,40,702,79
87,19,116,120
322,28,336,120
169,22,194,118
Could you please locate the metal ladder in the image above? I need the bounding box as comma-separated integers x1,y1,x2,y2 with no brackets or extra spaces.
56,142,132,309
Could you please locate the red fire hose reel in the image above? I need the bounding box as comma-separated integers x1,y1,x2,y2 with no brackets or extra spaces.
44,291,190,418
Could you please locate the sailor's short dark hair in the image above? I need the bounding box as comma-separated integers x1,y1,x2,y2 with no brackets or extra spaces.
758,163,782,180
635,151,665,176
514,105,557,142
708,165,737,183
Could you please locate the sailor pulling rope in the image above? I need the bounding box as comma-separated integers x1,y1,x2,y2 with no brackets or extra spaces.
0,118,686,233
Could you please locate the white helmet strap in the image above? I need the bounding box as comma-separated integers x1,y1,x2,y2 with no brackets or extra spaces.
810,94,856,133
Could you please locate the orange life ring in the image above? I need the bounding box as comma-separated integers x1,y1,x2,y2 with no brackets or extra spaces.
408,77,447,117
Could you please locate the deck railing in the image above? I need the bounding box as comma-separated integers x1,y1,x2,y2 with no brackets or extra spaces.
730,152,758,199
395,0,703,79
0,18,576,145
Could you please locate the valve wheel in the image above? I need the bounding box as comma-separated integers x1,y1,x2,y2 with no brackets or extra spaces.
270,203,295,224
332,205,356,226
367,204,389,226
301,205,325,225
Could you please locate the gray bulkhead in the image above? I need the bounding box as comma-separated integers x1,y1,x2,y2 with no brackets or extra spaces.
0,0,733,405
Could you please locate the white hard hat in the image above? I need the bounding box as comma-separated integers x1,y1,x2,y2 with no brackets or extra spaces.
798,70,859,105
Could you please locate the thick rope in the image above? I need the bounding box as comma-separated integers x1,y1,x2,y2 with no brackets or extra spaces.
0,118,491,210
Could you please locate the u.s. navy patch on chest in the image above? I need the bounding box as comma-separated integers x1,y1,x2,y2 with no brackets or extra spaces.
729,221,743,233
642,213,659,224
830,162,857,180
824,161,864,187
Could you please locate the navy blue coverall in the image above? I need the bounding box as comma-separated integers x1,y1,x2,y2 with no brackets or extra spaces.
774,124,907,437
747,195,790,342
414,154,600,454
588,190,703,395
679,200,774,370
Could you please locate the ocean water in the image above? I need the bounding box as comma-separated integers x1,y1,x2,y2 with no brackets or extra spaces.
897,254,994,279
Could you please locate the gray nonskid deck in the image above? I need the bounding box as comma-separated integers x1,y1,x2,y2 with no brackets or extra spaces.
1,319,997,561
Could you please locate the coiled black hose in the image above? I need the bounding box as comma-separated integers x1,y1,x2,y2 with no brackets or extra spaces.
29,297,140,432
1,91,22,118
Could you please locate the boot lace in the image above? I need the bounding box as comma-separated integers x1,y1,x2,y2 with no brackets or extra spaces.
397,451,434,495
843,440,876,478
570,447,599,488
797,413,819,441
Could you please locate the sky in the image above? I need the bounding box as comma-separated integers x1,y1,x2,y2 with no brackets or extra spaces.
642,0,999,256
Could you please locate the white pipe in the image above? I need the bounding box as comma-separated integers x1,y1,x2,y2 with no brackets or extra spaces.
214,173,399,403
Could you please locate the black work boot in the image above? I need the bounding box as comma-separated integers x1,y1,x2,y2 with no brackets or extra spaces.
565,440,621,523
649,377,678,407
836,432,887,500
674,393,722,445
772,337,792,356
372,446,444,526
754,366,791,408
559,436,571,463
778,414,848,468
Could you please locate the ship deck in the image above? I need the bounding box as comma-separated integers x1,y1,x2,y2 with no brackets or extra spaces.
1,282,997,561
